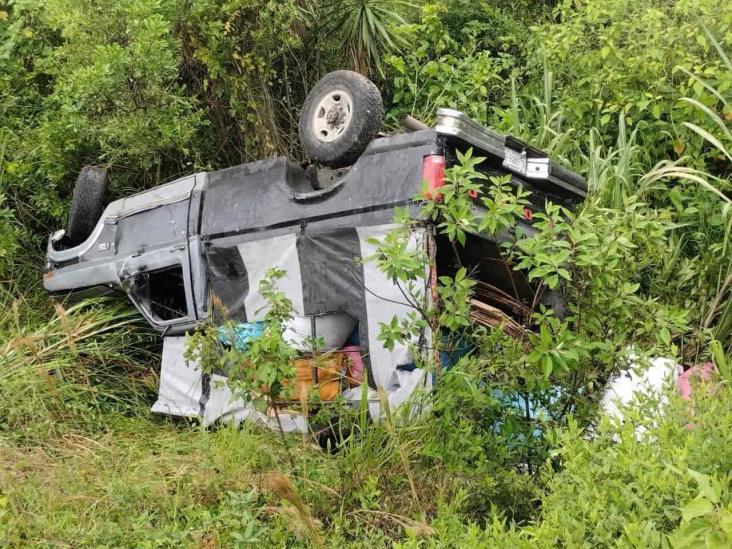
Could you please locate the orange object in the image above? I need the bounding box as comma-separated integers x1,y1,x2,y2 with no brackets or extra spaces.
292,353,343,402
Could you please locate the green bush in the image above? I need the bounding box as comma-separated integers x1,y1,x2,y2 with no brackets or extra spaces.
527,386,732,548
0,0,333,257
0,193,18,276
395,380,732,548
383,3,518,125
524,0,730,166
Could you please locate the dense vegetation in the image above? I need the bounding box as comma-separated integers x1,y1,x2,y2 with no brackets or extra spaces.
1,0,731,546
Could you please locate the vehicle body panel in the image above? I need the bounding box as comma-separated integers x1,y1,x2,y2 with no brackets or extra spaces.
44,110,586,339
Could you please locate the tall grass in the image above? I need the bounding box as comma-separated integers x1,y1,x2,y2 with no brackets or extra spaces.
503,64,647,207
502,57,731,354
583,116,647,209
0,296,158,443
642,29,732,351
504,63,577,164
644,26,731,207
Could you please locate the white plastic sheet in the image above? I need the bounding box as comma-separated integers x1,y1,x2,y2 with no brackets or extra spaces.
600,356,682,438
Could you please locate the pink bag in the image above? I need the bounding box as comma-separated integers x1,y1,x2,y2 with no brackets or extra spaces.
677,362,715,400
340,345,364,386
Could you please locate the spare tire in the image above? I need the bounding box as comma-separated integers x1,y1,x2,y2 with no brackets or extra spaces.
299,70,383,168
67,166,108,245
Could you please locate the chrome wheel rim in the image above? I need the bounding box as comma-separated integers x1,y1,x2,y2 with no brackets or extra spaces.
311,90,353,143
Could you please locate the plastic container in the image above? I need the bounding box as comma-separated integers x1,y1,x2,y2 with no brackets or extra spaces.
283,313,356,352
291,353,344,402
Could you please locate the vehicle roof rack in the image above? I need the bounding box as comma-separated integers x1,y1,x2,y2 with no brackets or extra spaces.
434,108,586,197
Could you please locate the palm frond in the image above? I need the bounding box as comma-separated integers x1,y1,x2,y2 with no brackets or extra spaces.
318,0,413,75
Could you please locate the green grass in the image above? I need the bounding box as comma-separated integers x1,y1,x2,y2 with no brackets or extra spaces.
1,417,291,547
1,286,731,547
0,297,432,547
0,296,538,547
0,296,315,547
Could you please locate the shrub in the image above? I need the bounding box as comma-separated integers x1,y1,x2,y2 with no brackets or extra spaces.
0,0,730,546
525,0,730,165
393,379,732,548
383,3,517,125
0,0,323,244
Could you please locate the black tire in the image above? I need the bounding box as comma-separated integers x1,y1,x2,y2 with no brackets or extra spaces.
299,70,383,168
67,166,108,245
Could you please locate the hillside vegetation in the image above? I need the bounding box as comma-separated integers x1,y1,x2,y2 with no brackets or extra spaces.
1,0,731,546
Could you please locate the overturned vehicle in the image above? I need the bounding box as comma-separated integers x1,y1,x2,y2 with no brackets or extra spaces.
43,71,586,430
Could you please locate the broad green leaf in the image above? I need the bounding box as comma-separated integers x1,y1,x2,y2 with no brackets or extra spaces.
681,497,714,522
